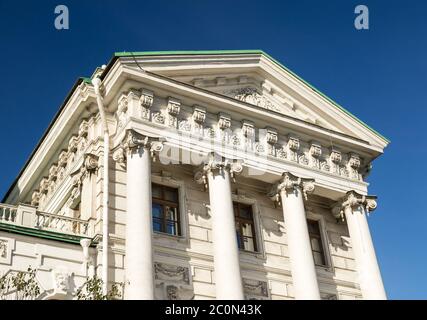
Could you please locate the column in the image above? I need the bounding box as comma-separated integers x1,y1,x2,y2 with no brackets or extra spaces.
196,153,244,300
118,130,163,300
271,172,321,300
340,191,387,300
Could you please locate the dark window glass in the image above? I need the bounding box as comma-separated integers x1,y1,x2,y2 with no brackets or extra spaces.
307,219,327,266
151,184,180,236
233,202,257,252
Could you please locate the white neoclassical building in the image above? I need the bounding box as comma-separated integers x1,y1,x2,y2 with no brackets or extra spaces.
0,50,389,300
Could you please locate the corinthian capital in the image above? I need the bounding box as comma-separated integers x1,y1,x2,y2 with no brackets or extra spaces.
268,172,315,204
194,152,243,189
113,129,164,166
331,190,377,221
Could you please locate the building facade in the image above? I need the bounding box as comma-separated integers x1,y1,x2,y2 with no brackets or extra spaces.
0,50,389,300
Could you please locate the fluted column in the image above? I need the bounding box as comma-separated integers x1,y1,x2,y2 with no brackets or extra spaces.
195,152,244,300
334,191,386,300
269,172,320,300
114,130,163,300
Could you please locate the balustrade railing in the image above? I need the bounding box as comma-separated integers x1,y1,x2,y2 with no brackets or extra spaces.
0,203,89,237
0,204,17,223
35,211,89,236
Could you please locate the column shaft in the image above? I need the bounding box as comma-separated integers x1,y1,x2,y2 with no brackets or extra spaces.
280,187,321,300
125,147,154,299
345,205,386,299
207,168,244,300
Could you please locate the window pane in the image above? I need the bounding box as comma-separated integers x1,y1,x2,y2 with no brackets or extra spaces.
239,205,252,219
166,221,178,236
311,238,322,252
234,205,258,252
165,206,177,221
152,184,162,198
243,237,255,252
152,203,163,218
241,223,254,237
313,251,325,266
307,219,327,266
153,218,162,233
164,187,178,202
236,230,243,250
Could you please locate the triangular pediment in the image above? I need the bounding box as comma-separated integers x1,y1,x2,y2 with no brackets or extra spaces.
117,50,388,149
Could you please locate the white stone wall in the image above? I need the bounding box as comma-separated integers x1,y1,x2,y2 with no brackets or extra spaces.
0,232,91,300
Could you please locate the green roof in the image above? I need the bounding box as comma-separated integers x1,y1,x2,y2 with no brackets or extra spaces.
114,50,389,143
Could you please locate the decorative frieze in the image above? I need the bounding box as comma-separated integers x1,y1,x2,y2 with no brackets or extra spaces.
111,90,367,183
243,279,269,298
154,262,190,285
226,87,280,112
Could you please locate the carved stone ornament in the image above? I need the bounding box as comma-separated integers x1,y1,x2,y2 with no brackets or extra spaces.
83,153,99,172
226,87,280,112
218,112,232,130
243,279,269,297
268,172,315,204
310,143,322,158
194,152,244,189
0,239,7,258
113,130,164,166
331,191,378,221
192,106,206,124
52,267,71,294
265,128,278,145
154,262,190,284
241,120,255,139
167,97,181,117
287,136,300,151
330,149,342,164
140,89,154,109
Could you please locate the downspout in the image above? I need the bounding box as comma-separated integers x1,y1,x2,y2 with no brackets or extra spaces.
92,77,109,295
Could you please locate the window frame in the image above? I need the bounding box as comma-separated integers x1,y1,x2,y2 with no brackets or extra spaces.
152,183,181,236
306,212,332,270
150,175,188,241
233,201,259,253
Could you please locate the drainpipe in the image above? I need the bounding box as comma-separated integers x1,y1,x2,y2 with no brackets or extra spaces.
91,77,109,295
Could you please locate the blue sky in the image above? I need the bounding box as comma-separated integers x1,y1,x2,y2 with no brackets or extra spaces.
0,0,426,299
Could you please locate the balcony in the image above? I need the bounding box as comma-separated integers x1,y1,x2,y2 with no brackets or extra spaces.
0,203,90,238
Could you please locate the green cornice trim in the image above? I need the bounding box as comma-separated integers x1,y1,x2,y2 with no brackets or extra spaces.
114,50,389,143
0,222,91,245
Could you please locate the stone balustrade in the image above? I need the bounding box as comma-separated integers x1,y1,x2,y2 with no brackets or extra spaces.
0,203,89,237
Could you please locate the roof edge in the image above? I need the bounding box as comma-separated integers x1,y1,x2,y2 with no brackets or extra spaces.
113,50,389,144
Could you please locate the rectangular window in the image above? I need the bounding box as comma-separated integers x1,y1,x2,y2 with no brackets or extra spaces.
152,183,180,236
233,202,258,252
307,219,327,266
